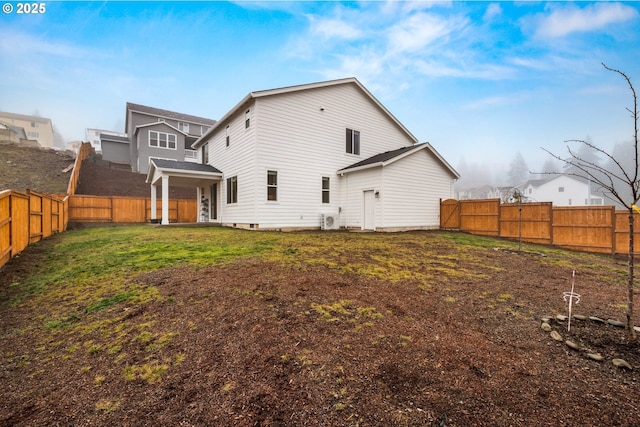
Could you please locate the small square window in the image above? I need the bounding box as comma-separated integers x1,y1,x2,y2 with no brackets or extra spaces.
558,187,564,192
178,122,189,133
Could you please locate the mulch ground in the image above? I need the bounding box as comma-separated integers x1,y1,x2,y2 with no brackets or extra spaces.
1,238,639,426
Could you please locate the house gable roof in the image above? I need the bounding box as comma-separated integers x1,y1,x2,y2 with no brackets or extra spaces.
100,133,129,144
149,158,222,174
192,78,417,149
133,121,188,136
126,102,216,132
338,143,460,178
519,174,586,189
146,158,223,186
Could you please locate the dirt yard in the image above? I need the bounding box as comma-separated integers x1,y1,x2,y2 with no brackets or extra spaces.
1,140,639,426
1,229,639,426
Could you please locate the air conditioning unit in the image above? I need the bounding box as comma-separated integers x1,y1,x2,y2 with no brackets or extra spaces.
320,213,339,230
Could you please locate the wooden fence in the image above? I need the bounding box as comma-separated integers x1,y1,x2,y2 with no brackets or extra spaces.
68,195,197,224
441,198,640,255
0,190,68,268
1,142,198,269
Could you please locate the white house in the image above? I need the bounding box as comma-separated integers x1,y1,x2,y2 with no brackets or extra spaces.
146,78,459,230
85,128,127,153
519,175,604,206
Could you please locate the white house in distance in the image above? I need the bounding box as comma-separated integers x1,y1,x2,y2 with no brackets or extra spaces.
519,175,604,206
0,111,55,148
146,78,459,230
85,128,127,153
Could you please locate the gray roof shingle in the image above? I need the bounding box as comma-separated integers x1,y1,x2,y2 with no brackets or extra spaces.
338,145,421,172
150,158,222,174
127,103,216,126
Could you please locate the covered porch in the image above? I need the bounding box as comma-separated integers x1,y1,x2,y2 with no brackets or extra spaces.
146,159,222,225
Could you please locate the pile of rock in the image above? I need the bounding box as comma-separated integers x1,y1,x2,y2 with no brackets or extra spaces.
540,314,639,370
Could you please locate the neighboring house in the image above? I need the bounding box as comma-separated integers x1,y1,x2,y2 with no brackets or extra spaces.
147,78,460,230
0,120,28,144
85,128,127,153
518,175,604,206
103,103,216,174
0,111,55,148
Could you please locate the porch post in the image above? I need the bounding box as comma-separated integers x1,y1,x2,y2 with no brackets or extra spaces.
150,184,157,221
161,175,169,225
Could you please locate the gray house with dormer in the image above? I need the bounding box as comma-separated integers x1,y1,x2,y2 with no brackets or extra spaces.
101,103,216,174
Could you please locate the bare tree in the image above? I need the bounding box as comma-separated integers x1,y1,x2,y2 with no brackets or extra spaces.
542,63,638,342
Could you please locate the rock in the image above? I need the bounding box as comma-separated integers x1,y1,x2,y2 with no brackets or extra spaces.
550,330,563,341
607,319,625,328
565,340,580,350
589,316,605,323
541,322,552,332
635,326,640,333
573,314,587,321
540,317,551,324
587,353,604,362
612,359,632,370
556,315,568,322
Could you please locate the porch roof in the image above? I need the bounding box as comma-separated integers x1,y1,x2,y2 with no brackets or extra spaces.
146,158,223,187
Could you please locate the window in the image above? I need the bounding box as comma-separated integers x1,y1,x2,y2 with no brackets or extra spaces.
558,187,564,192
201,125,210,135
178,122,189,133
245,109,251,129
322,177,330,204
346,128,360,155
226,176,238,204
226,125,230,147
28,131,39,138
30,122,38,128
202,143,209,165
149,130,177,149
267,170,277,201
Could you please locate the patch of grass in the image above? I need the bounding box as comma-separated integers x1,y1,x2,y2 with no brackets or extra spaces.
95,399,120,413
123,361,169,384
45,313,80,329
86,291,136,313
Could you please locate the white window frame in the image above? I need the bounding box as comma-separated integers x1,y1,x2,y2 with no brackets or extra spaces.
178,122,190,133
346,128,360,155
226,176,238,204
201,125,210,136
149,130,177,150
322,177,330,204
267,170,277,202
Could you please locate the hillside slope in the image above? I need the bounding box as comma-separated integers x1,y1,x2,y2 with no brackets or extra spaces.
0,141,75,194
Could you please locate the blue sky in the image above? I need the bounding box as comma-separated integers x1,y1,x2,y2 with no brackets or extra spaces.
1,1,639,183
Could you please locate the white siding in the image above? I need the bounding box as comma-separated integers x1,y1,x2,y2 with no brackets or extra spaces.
342,168,383,229
529,175,601,206
252,83,414,229
205,101,258,225
380,150,455,229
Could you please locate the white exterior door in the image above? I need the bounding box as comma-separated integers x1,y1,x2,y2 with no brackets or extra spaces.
363,190,375,230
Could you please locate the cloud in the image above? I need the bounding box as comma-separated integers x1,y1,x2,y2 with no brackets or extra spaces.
483,3,502,22
387,12,467,54
308,15,363,40
0,29,90,59
530,3,638,39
